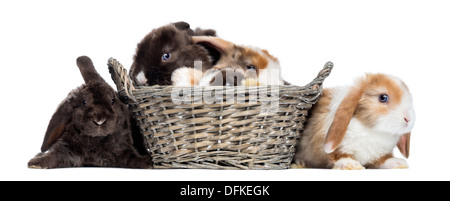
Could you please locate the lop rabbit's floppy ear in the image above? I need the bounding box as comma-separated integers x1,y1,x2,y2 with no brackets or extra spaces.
397,132,411,158
41,100,73,152
191,36,234,54
324,87,364,154
76,56,105,84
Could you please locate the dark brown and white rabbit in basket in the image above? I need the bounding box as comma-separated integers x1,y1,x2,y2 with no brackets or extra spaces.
293,73,415,169
28,56,152,169
129,21,218,86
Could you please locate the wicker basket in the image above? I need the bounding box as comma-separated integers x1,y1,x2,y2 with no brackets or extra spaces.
108,58,333,170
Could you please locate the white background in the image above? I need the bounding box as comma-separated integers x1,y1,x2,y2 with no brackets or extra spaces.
1,0,449,181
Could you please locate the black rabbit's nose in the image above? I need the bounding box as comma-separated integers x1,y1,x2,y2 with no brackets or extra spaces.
93,118,106,126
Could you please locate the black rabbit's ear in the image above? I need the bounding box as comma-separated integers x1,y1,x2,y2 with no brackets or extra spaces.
76,56,106,84
172,21,191,30
41,99,73,152
193,28,216,37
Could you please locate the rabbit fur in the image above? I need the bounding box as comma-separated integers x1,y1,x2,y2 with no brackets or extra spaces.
129,21,218,86
171,36,286,86
293,73,415,170
28,56,152,169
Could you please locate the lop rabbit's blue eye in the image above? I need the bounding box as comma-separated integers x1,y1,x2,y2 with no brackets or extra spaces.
162,53,171,61
378,94,389,103
111,98,115,105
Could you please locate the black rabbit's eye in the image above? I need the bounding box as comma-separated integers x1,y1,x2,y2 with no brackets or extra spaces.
111,98,115,105
246,65,256,70
83,100,87,106
378,94,389,103
162,53,171,61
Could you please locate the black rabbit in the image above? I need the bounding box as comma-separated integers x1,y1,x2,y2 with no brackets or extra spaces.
28,56,152,169
129,21,219,86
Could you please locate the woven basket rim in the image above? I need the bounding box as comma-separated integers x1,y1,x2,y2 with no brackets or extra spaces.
107,57,333,102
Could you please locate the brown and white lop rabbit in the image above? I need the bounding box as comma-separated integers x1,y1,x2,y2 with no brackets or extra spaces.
293,73,415,169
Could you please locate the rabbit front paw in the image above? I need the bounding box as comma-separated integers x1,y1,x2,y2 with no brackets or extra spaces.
333,157,365,170
28,157,49,169
28,164,44,169
379,158,409,169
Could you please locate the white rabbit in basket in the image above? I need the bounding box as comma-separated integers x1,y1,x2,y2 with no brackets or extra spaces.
293,73,415,169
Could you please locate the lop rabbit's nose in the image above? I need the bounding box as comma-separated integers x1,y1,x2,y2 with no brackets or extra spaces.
221,68,245,86
404,117,409,123
93,118,107,126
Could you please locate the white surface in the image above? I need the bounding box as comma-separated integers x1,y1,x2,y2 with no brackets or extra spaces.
1,0,449,181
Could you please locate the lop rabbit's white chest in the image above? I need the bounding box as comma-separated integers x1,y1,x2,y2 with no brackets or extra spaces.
339,118,399,165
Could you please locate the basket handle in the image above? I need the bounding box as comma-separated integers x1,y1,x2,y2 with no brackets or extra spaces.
108,57,136,101
309,61,333,88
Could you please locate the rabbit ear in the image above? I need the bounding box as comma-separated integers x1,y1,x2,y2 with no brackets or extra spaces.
397,132,411,158
191,36,234,54
41,99,73,152
172,21,191,30
324,88,364,154
76,56,106,84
